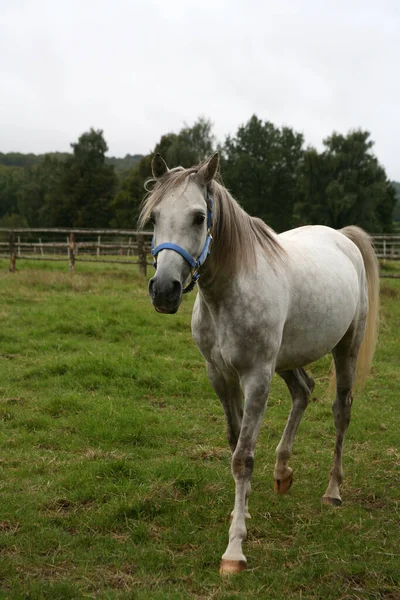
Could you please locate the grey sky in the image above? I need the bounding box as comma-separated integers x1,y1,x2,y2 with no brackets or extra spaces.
1,0,399,179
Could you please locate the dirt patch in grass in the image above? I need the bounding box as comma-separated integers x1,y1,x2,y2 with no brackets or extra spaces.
190,445,228,462
42,497,94,515
0,520,20,534
2,396,25,405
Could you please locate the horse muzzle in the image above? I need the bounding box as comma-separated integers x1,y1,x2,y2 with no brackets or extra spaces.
149,276,182,314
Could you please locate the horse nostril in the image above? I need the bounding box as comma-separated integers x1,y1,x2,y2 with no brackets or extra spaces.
171,280,182,297
149,278,156,299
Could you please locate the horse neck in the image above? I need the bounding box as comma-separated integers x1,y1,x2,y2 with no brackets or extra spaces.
197,187,244,298
196,233,234,303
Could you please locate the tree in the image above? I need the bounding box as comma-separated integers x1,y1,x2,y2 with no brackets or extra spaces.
113,117,216,228
392,181,400,223
221,116,304,231
56,129,118,227
0,159,66,227
0,165,22,220
155,117,215,167
110,155,152,228
23,156,66,227
295,130,397,232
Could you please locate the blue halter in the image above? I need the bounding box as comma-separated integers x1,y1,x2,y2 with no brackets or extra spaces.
151,187,213,294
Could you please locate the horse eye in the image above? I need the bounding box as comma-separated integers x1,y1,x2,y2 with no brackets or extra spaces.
150,213,156,225
193,213,205,226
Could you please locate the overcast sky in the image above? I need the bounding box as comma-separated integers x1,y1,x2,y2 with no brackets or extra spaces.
1,0,399,179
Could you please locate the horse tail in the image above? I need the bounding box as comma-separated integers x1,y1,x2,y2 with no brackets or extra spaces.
340,226,380,390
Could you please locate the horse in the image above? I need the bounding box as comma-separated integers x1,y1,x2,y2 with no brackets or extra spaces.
139,152,379,575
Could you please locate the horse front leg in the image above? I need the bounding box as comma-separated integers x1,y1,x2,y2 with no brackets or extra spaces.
206,363,252,519
206,363,243,453
220,365,273,575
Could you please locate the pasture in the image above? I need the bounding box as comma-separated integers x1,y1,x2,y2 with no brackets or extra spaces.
0,260,399,599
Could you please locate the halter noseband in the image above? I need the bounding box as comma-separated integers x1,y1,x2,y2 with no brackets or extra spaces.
151,187,213,294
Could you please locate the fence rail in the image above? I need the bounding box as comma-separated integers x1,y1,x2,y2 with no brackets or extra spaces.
0,228,153,275
371,236,400,261
1,228,400,277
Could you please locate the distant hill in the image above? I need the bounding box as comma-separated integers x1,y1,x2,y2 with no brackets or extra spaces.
105,154,143,171
0,152,143,172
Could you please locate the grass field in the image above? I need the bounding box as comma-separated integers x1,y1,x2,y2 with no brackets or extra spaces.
0,259,399,599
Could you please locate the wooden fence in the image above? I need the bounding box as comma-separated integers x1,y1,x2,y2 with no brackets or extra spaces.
372,235,400,261
1,228,400,277
0,228,153,275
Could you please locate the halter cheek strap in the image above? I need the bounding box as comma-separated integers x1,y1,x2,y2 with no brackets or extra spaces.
151,187,213,294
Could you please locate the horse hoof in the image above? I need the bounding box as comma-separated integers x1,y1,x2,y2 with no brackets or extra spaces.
322,496,342,507
219,559,247,575
274,473,293,494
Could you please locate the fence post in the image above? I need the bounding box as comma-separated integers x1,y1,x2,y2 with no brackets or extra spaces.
9,231,16,273
97,235,101,258
137,234,147,277
17,235,21,257
69,232,75,272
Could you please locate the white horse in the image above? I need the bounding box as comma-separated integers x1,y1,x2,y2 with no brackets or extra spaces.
140,152,379,574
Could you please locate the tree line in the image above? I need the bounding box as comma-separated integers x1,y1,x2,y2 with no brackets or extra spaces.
0,116,398,233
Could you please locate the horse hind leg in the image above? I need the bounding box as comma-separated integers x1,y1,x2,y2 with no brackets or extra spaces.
274,368,315,493
322,325,363,506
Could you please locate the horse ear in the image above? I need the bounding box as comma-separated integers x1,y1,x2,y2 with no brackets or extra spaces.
152,153,169,179
196,152,219,186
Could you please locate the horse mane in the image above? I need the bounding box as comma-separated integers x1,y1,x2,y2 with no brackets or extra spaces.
139,161,286,276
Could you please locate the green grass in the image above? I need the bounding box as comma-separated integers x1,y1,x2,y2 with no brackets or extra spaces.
0,259,399,599
379,259,400,277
